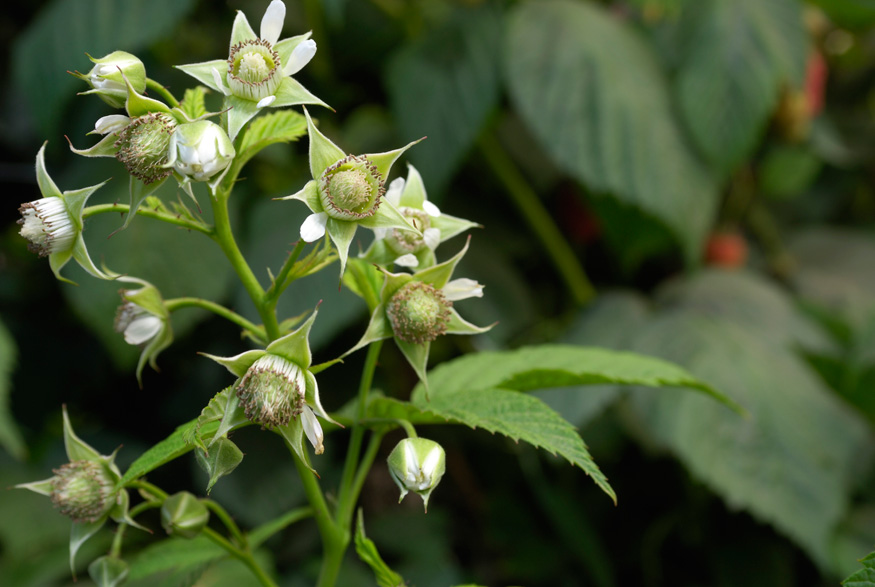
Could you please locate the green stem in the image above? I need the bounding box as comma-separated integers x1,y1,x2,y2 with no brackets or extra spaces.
249,507,314,549
348,432,384,506
202,527,278,587
165,297,266,343
264,240,307,305
128,480,168,500
204,499,247,547
146,78,180,108
360,418,417,438
336,340,383,530
211,190,281,341
478,131,596,306
289,450,346,587
110,523,126,557
83,203,213,235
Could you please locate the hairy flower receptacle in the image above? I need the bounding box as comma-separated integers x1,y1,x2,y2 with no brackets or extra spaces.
319,155,384,221
18,198,75,257
227,39,282,101
237,354,306,429
50,460,113,523
386,207,431,255
386,282,451,344
114,112,176,184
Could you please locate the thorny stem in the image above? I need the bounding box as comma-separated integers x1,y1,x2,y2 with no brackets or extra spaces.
478,131,596,306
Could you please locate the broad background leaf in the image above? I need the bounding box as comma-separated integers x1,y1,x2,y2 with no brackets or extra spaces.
12,0,197,135
505,0,718,263
674,0,807,176
386,2,502,199
0,318,25,459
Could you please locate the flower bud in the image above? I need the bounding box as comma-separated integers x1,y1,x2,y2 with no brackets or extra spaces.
167,121,235,182
114,299,164,347
88,555,129,587
386,282,452,344
387,437,446,512
160,492,209,539
78,51,146,109
114,112,176,184
50,460,114,523
17,197,75,257
236,354,307,429
319,155,385,221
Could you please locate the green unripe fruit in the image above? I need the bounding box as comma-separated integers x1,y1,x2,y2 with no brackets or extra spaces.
50,460,113,523
236,354,306,429
386,282,451,344
386,208,430,255
319,155,384,221
114,112,176,184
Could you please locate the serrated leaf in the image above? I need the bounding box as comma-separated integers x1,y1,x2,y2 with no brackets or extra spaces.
12,0,196,135
178,86,208,121
505,0,718,263
355,510,405,587
413,385,616,503
412,344,740,413
386,2,502,198
844,552,875,586
0,317,25,459
675,0,807,175
236,110,308,168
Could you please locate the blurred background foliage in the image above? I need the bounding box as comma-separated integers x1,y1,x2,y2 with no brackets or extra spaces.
2,0,875,585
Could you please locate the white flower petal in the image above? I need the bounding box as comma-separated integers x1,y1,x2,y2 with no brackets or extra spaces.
211,68,231,96
261,0,286,45
302,406,324,455
443,278,484,301
420,446,442,485
284,40,317,76
124,316,163,345
372,227,388,241
257,95,277,108
423,200,441,217
300,212,328,242
385,177,405,207
94,115,130,135
423,228,441,251
394,254,419,267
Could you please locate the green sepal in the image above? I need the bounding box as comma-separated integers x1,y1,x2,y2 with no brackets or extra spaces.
183,386,249,452
229,8,257,46
134,317,173,387
446,309,493,336
415,238,470,289
68,132,119,158
396,339,431,395
14,477,55,496
88,554,129,587
121,176,169,232
119,278,168,318
196,437,244,494
70,235,119,282
365,137,424,180
357,197,418,233
70,519,106,577
277,417,316,474
304,107,346,178
109,488,149,532
271,76,330,110
175,60,227,94
304,369,339,426
200,349,266,378
35,142,62,196
266,307,318,368
274,32,312,67
63,406,104,463
325,216,358,277
280,179,321,211
124,74,171,117
344,305,394,357
225,95,262,141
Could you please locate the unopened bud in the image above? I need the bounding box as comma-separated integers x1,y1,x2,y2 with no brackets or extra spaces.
77,51,146,109
167,121,235,182
387,437,446,512
161,492,209,539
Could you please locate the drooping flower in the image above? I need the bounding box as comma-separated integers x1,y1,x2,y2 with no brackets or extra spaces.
16,406,141,575
17,143,113,283
345,237,491,389
387,437,446,512
113,277,172,387
362,164,478,269
201,307,337,462
280,108,423,277
72,51,146,109
166,120,236,200
176,0,327,139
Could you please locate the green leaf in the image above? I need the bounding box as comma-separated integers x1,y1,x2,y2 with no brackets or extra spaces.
355,510,405,587
386,2,502,197
118,421,198,488
844,552,875,586
0,317,25,459
412,344,741,413
674,0,807,175
178,86,208,121
195,437,244,494
235,110,308,168
505,0,718,263
126,536,225,583
759,144,822,199
12,0,196,135
413,385,616,503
